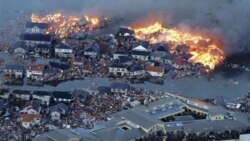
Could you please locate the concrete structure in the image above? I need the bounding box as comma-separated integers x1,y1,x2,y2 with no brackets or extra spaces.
33,96,250,141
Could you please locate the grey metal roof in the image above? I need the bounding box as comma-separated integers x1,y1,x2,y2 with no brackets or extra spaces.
208,106,228,116
94,127,146,141
47,129,80,141
112,110,157,130
183,120,249,134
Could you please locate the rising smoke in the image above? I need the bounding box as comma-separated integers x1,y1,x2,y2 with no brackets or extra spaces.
1,0,250,54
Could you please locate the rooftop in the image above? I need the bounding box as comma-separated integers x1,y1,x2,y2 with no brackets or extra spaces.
22,34,52,42
25,22,49,29
145,66,165,73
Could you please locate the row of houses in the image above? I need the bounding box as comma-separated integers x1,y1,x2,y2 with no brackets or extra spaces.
109,64,165,77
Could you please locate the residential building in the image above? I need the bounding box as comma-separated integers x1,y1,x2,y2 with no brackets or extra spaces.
34,44,51,55
4,64,24,78
71,57,84,67
110,82,130,94
145,66,165,77
55,43,74,58
26,65,45,78
52,91,72,103
20,114,41,129
20,100,41,114
21,33,52,47
12,90,31,101
25,22,49,34
131,50,150,61
128,65,145,77
109,64,128,77
13,41,28,58
33,91,52,106
50,103,69,121
208,106,227,120
84,46,99,58
0,88,10,99
112,51,128,60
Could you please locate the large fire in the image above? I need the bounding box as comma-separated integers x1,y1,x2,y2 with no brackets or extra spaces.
133,22,224,70
31,13,100,38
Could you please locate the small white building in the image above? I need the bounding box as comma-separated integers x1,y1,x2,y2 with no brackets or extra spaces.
26,65,45,78
109,64,128,77
20,100,41,114
33,91,52,106
55,43,73,58
50,103,69,121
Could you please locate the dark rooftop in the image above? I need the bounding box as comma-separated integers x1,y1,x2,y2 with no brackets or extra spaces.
52,91,72,99
22,34,52,42
25,22,49,29
5,64,24,71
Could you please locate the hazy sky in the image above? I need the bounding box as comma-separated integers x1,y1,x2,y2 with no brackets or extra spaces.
1,0,250,54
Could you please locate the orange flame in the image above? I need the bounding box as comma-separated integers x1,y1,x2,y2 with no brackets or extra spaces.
31,13,100,38
133,22,224,70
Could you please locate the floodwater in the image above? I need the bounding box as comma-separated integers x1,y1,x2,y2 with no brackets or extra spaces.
5,72,250,99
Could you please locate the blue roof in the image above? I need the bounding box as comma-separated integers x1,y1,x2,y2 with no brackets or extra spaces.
110,82,130,90
5,64,24,71
22,34,51,42
25,22,49,29
132,51,150,56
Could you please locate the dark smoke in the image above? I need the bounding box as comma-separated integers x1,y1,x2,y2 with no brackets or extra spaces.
1,0,250,55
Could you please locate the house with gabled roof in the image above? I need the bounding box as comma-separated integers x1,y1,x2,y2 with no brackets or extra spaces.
25,22,49,34
21,33,52,47
20,114,41,129
55,43,74,58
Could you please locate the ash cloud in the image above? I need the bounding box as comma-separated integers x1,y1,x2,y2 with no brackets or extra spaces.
1,0,250,54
